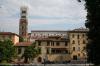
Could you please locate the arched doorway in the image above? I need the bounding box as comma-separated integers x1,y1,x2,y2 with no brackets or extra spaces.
37,57,42,63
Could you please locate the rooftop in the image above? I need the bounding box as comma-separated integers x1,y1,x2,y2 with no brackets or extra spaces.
0,32,19,36
68,27,89,33
15,42,32,47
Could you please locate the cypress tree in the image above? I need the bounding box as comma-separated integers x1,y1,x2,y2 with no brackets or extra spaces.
78,0,100,65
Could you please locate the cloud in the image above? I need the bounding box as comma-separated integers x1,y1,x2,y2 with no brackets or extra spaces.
0,0,86,34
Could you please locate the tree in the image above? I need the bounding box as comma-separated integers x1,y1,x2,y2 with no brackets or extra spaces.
22,42,39,63
78,0,100,65
0,40,15,63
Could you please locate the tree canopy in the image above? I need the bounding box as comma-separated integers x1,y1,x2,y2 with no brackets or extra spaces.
22,42,39,63
0,40,15,63
78,0,100,65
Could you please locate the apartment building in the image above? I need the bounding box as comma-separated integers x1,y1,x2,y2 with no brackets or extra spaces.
35,36,70,63
68,28,88,61
28,28,88,63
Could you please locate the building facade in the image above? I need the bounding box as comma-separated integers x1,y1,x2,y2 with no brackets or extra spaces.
29,30,67,42
14,28,88,63
35,36,70,63
68,28,88,61
0,32,19,44
19,6,28,41
27,28,88,63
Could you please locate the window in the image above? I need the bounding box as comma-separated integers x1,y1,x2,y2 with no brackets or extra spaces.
38,41,41,46
82,34,85,38
72,40,75,44
78,40,80,45
56,42,60,46
77,47,80,51
51,49,55,54
83,40,85,44
51,42,54,46
65,50,68,54
22,11,26,13
78,53,80,56
38,48,41,54
65,42,68,46
73,47,75,51
21,25,25,30
77,34,79,39
72,34,75,38
47,41,50,46
21,16,26,18
47,48,49,54
83,47,86,50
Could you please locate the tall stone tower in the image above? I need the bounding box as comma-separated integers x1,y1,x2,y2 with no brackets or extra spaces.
19,6,28,42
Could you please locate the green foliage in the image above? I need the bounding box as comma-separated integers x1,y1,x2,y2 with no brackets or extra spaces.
0,40,15,63
78,0,100,65
22,42,39,63
19,36,24,42
82,0,100,65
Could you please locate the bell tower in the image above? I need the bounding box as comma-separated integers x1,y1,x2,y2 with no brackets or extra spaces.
19,6,28,41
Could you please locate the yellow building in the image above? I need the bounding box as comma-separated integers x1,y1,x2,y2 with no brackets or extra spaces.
0,32,19,44
29,28,88,63
35,36,70,63
68,28,88,61
14,28,88,63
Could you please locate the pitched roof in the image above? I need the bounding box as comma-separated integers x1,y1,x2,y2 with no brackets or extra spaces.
15,42,32,47
67,28,89,33
0,32,19,36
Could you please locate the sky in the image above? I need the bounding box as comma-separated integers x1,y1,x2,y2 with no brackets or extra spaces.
0,0,86,34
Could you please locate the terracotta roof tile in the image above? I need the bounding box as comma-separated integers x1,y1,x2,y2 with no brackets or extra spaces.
15,42,32,46
0,32,19,36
